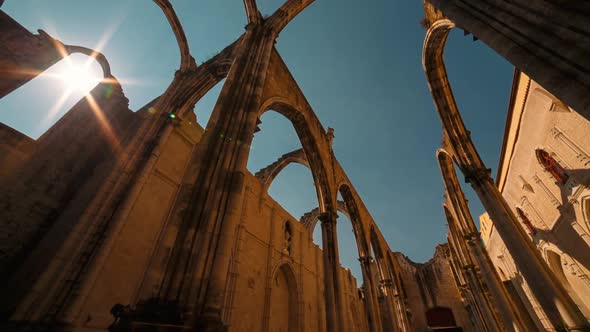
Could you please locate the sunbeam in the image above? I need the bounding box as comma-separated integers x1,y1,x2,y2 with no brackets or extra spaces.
86,93,122,153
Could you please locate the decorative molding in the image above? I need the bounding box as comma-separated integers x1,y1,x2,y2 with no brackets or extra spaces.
519,175,534,193
520,196,549,230
550,127,590,167
532,174,560,207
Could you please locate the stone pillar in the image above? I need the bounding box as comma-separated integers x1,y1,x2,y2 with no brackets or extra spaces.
466,233,539,331
425,0,590,117
379,278,400,331
446,235,488,332
145,26,277,331
357,256,383,332
423,15,589,325
439,152,537,331
469,171,590,330
319,211,345,332
387,253,411,332
446,216,501,332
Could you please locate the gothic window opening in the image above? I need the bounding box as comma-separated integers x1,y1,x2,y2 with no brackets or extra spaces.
284,221,292,256
536,149,569,185
516,208,537,236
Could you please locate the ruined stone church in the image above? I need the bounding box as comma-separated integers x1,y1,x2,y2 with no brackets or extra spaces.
1,0,590,331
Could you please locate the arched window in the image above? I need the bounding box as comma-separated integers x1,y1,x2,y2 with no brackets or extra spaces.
283,221,292,256
536,149,569,185
516,208,537,236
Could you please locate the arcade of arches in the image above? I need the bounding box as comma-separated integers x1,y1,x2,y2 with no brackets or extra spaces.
1,1,590,331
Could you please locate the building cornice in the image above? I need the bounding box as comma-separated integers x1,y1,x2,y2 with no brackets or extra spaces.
496,69,531,193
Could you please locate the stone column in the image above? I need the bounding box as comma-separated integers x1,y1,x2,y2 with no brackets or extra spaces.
446,215,501,332
423,16,589,324
466,232,539,331
379,278,400,331
319,211,345,332
439,152,537,331
146,26,278,331
387,253,411,332
468,171,590,330
358,255,383,332
446,236,488,332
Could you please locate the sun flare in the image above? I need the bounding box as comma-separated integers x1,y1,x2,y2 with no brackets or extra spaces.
58,62,101,93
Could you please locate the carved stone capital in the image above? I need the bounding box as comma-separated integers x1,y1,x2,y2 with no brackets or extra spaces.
380,279,393,288
358,256,374,265
464,167,491,184
318,211,338,225
462,264,476,272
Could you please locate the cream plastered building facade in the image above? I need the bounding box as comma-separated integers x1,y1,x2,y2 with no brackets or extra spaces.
480,71,590,330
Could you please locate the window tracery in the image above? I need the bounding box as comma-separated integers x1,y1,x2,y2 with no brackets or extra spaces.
536,149,569,185
516,207,537,236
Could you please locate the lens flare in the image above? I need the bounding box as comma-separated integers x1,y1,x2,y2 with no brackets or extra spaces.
59,62,101,93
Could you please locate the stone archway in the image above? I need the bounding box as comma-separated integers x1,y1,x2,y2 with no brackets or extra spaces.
425,306,461,331
268,264,299,332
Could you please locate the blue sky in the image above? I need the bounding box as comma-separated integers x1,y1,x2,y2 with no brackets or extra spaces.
0,1,512,281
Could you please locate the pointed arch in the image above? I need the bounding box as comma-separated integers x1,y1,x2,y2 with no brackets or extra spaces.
536,149,569,185
369,226,388,281
173,40,239,119
62,44,112,78
515,207,537,236
255,148,309,192
265,0,315,35
153,0,195,71
266,263,300,332
337,183,370,256
424,17,589,328
257,97,334,215
299,200,349,233
423,19,488,177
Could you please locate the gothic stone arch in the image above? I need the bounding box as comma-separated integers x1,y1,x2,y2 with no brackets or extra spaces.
255,148,309,193
266,263,300,332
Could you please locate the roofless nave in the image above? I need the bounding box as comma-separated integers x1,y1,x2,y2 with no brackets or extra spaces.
1,0,590,331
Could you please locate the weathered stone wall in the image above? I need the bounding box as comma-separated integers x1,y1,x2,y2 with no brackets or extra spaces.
0,82,133,268
220,173,366,332
0,7,474,332
395,244,475,332
0,122,35,178
481,73,590,329
0,81,135,319
0,10,62,98
1,100,368,331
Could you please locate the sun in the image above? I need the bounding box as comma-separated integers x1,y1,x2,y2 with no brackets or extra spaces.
58,62,101,93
